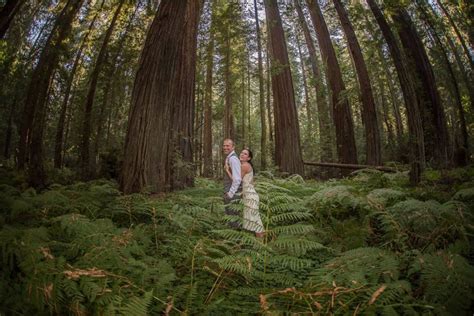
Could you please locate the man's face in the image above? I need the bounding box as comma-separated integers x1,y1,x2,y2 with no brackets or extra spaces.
223,140,234,156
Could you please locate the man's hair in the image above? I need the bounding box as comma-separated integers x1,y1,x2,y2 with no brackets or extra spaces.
223,138,234,146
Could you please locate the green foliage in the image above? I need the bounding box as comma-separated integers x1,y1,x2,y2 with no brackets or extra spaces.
0,169,473,314
409,251,474,314
453,187,474,205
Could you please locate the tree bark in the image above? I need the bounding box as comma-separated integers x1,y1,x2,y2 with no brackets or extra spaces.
305,0,357,167
80,0,124,179
120,0,202,194
376,74,396,153
333,0,381,165
242,60,246,146
266,49,274,147
0,0,24,38
391,7,449,168
304,161,395,172
367,0,424,184
459,0,473,50
18,0,85,188
264,0,304,175
3,99,15,159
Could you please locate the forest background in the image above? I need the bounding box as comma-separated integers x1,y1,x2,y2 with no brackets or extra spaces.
0,0,473,314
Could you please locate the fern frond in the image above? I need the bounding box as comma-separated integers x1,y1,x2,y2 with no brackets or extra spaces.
270,236,325,256
272,224,315,235
270,212,313,224
120,290,153,316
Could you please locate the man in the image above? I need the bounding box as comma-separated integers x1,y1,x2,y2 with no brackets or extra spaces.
223,138,241,228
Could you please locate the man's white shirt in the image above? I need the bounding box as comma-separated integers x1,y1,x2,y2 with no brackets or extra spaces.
226,150,241,198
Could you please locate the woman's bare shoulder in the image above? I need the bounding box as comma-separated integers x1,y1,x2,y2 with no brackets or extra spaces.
241,162,251,172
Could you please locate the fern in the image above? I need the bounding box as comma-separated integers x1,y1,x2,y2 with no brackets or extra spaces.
367,188,407,208
409,251,474,314
452,187,474,205
117,290,153,316
371,199,473,251
1,171,473,315
270,236,325,256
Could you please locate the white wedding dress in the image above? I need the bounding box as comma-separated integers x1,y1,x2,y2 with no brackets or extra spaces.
242,171,264,233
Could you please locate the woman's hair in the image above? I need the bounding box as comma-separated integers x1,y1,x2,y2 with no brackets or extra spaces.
243,147,255,173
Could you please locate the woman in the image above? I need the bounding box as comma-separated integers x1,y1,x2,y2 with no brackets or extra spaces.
225,148,265,237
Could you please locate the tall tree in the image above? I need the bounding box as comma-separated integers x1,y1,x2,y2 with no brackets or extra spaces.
54,3,104,169
80,0,125,179
202,4,215,178
264,0,304,175
294,0,332,163
417,0,468,165
18,0,85,188
436,0,474,72
333,0,381,165
305,0,357,166
265,41,274,151
92,3,139,173
422,1,474,112
223,30,234,140
367,0,424,184
120,0,202,194
294,31,313,143
391,6,449,167
0,0,24,38
253,0,268,170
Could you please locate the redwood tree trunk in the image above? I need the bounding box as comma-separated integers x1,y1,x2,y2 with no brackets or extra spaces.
120,0,202,194
305,0,357,166
223,32,234,140
295,31,313,143
266,49,274,147
264,0,304,175
0,0,24,38
93,3,138,173
203,7,215,178
294,0,333,162
367,0,424,184
3,99,15,159
80,0,124,179
391,7,449,168
333,0,381,165
436,0,474,72
254,0,268,170
417,1,468,165
18,0,84,188
54,4,102,169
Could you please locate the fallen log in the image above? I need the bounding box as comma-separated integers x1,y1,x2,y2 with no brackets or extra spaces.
303,161,397,173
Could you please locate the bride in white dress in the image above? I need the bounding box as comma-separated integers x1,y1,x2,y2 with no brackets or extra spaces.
225,148,265,237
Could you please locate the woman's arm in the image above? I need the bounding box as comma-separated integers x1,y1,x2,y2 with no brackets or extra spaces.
241,162,250,179
224,162,233,180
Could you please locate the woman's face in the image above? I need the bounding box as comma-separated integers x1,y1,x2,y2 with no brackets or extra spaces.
240,149,250,162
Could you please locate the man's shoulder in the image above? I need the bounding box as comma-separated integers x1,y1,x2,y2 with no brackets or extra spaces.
229,154,239,161
229,155,240,167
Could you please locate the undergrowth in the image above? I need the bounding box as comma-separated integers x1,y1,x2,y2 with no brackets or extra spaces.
0,166,473,315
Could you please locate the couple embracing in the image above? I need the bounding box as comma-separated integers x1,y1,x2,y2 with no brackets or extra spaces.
222,139,265,238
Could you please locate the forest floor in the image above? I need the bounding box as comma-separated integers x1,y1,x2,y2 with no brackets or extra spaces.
0,166,473,315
